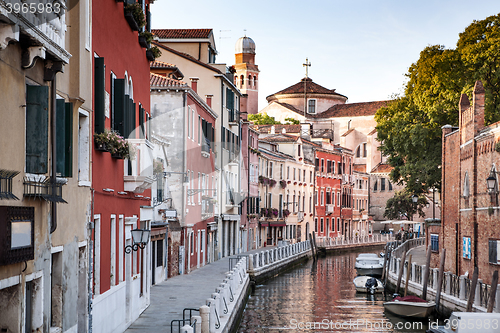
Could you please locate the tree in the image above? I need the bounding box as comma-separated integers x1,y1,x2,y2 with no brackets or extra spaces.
384,190,427,221
247,113,281,125
284,117,300,125
376,13,500,194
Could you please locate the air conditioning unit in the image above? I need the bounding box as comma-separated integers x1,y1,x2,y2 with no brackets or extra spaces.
326,204,334,214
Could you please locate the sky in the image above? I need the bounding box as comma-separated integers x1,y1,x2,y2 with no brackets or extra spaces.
150,1,500,110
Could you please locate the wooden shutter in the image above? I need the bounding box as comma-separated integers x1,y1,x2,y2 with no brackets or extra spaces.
113,79,126,136
139,106,145,139
94,57,105,134
26,85,49,174
489,240,497,263
56,100,73,177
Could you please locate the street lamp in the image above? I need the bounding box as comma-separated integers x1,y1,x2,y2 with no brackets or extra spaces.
486,171,497,192
412,195,418,204
125,228,150,253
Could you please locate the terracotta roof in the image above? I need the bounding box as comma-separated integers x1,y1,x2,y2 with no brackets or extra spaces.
253,124,301,134
150,60,177,69
370,163,393,174
150,73,187,88
368,128,377,136
152,42,223,74
341,128,355,137
353,164,367,173
314,100,389,118
152,29,213,39
259,133,299,143
267,78,347,101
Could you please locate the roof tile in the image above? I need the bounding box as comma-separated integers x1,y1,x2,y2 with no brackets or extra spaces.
152,29,213,39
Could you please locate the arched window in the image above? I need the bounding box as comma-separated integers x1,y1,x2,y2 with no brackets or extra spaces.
240,75,244,88
356,146,361,158
248,74,252,87
253,75,257,89
235,76,238,86
374,179,378,191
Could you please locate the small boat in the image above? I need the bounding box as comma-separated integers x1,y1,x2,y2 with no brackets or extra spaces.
383,295,435,318
355,253,384,276
353,276,384,294
426,312,500,333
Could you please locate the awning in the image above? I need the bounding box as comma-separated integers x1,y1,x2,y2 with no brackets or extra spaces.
269,222,286,227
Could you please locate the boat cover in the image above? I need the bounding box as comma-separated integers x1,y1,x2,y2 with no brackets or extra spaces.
392,295,427,303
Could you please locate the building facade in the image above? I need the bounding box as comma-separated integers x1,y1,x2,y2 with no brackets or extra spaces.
440,81,500,285
0,2,92,332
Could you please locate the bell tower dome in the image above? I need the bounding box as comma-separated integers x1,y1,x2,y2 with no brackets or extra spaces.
234,35,259,115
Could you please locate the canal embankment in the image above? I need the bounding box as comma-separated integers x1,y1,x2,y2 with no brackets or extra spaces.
386,238,500,317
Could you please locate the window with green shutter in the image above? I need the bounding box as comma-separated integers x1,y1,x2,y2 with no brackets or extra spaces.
94,57,105,134
26,85,49,174
56,100,73,177
113,79,126,136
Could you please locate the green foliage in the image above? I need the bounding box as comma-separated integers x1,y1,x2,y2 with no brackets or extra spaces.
125,3,146,29
384,190,427,221
376,13,500,193
248,113,281,125
284,117,300,125
139,31,153,44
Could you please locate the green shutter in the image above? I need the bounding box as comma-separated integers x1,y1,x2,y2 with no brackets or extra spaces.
94,57,105,134
139,106,145,139
113,79,125,136
56,101,74,177
26,85,49,174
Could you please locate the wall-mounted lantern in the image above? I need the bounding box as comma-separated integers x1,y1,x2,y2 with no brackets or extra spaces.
125,228,150,253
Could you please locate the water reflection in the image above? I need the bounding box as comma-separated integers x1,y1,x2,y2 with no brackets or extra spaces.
237,251,430,333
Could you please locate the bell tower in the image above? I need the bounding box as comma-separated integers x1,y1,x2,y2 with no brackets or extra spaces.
234,35,259,116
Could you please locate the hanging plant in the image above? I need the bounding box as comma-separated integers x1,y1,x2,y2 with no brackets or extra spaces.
124,3,146,30
283,209,290,218
269,179,277,188
146,46,162,61
280,180,287,189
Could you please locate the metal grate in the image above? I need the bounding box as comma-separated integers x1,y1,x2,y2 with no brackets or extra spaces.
0,170,20,200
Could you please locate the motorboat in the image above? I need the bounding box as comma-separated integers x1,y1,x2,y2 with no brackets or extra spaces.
426,312,500,333
353,276,384,294
383,295,435,318
355,253,384,276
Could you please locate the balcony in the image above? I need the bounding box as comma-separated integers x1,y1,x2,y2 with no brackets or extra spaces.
23,174,67,203
0,1,70,64
228,109,239,125
123,139,154,193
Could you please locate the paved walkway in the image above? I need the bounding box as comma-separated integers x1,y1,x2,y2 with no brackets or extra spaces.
406,245,427,265
125,246,275,332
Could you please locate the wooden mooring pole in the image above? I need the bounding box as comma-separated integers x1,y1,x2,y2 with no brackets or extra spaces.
404,254,412,297
435,249,446,312
395,250,406,295
309,233,316,259
421,245,432,300
487,270,499,313
466,266,479,312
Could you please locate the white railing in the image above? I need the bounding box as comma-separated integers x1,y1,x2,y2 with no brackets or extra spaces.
248,240,311,271
315,233,393,248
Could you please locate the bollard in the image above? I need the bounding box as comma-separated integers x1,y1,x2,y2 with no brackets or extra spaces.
181,325,193,333
411,263,416,282
200,305,210,333
192,315,201,333
459,275,466,300
475,279,482,306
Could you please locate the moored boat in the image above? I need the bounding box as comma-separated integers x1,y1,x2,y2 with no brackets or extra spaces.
355,253,384,276
353,276,384,294
383,295,435,318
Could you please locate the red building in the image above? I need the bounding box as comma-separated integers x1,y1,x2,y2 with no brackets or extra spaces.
91,1,154,331
315,146,354,238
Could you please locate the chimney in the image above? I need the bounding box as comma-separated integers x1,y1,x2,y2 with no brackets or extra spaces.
206,94,213,108
473,80,485,135
190,77,199,93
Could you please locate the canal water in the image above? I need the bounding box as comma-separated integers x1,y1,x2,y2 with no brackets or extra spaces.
237,250,433,333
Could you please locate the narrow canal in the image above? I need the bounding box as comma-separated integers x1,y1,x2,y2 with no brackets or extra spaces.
237,250,432,333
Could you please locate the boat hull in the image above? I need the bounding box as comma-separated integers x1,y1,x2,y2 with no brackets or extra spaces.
383,301,435,318
355,267,383,276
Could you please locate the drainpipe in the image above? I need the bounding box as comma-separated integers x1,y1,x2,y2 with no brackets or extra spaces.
50,74,57,233
182,89,187,270
220,79,224,258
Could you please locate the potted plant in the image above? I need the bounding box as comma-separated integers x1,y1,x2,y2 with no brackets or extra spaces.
269,179,277,188
279,180,287,189
139,31,153,48
94,130,111,152
271,208,279,218
146,45,162,61
283,209,290,218
124,2,145,31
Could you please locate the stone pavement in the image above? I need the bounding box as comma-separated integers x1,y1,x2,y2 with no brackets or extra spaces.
406,244,427,265
125,246,275,332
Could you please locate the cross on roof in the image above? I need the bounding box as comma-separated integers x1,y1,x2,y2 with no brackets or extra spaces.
303,58,311,78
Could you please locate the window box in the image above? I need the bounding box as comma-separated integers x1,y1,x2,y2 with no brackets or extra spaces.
139,35,148,48
94,142,109,152
124,11,140,31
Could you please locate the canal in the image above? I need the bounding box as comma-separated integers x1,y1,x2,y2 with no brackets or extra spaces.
237,250,433,332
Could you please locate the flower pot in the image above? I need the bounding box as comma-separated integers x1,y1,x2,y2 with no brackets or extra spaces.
138,35,148,48
146,49,155,61
94,142,108,152
111,153,124,159
124,11,139,31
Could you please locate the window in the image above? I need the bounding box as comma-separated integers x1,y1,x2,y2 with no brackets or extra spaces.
315,218,318,232
381,178,386,191
321,159,324,173
356,146,361,158
298,169,301,181
310,171,313,183
303,170,306,182
320,190,324,206
315,158,319,171
374,179,378,191
308,99,316,114
56,98,73,177
431,234,439,252
320,218,324,232
198,115,201,145
287,166,290,179
326,191,331,205
388,181,393,191
489,239,500,264
293,168,296,180
298,144,301,157
280,164,283,180
363,143,367,157
463,237,471,260
269,162,273,179
26,85,49,174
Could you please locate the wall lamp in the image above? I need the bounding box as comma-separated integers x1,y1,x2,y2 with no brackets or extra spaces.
125,228,150,253
486,170,499,192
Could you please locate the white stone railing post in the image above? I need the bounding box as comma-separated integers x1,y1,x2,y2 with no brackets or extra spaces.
181,325,193,333
475,279,482,306
200,305,210,333
433,268,438,290
495,284,500,312
421,265,426,285
396,258,401,275
411,262,416,282
459,275,466,300
206,299,215,333
192,315,202,333
248,254,254,271
445,272,451,295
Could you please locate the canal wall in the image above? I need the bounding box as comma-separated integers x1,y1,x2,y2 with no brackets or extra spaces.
387,238,500,316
